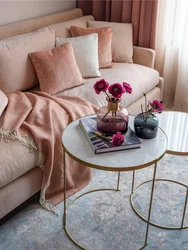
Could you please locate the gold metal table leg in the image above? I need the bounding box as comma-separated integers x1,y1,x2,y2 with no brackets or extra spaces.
117,171,121,191
135,163,157,249
132,170,135,194
63,150,66,229
144,162,157,247
181,186,188,228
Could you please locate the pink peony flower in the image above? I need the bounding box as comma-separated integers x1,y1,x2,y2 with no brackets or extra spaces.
93,79,109,95
108,83,125,98
150,100,164,112
112,132,125,147
123,82,132,94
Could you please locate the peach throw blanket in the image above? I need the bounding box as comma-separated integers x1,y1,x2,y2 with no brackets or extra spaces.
0,91,97,213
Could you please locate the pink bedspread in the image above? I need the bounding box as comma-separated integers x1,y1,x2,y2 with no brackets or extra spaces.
0,91,97,212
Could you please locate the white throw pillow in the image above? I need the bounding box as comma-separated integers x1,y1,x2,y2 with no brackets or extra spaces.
0,90,8,116
88,21,133,63
56,34,101,78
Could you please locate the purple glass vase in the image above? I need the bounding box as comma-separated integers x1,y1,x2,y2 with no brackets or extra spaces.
97,98,128,134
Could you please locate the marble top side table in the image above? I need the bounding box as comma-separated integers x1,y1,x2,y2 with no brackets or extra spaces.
62,115,167,250
131,111,188,230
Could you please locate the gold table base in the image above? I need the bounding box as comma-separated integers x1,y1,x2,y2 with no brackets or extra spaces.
63,150,157,250
130,178,188,230
63,146,188,250
64,188,120,250
64,187,148,250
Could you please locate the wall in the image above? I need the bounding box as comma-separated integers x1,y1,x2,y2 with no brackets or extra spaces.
0,0,76,25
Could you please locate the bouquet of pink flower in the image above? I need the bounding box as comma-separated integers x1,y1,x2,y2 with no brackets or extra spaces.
93,79,132,100
142,93,164,119
93,79,132,146
134,93,164,139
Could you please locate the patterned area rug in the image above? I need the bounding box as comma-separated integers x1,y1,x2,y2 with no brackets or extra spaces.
0,154,188,250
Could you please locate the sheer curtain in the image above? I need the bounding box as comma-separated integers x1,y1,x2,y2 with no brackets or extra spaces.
155,0,188,111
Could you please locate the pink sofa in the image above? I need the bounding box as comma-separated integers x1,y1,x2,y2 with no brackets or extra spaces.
0,8,164,222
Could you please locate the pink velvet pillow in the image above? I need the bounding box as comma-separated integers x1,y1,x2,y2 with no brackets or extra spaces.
70,26,113,69
29,43,85,95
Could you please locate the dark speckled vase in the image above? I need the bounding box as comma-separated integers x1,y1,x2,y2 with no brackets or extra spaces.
134,112,159,139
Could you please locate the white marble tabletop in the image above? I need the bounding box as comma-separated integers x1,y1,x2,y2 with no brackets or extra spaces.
156,111,188,155
62,115,167,172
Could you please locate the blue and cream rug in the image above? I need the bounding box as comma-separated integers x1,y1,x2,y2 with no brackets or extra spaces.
1,154,188,250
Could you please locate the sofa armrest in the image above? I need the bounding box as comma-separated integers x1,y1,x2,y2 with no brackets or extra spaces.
157,76,164,101
133,46,155,69
0,90,8,116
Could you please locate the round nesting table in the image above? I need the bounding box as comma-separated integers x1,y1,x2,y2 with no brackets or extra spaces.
158,111,188,229
131,111,188,230
62,115,167,250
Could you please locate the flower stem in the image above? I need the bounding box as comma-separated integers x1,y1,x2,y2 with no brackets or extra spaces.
144,109,153,120
105,92,112,101
102,109,110,121
141,105,143,115
144,93,147,112
90,132,111,141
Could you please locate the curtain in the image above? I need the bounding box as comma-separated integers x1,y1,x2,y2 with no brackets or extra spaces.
155,0,188,111
77,0,159,49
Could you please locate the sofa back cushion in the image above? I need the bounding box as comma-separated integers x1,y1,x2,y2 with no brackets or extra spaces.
88,21,133,63
49,15,94,38
0,8,83,40
29,42,85,95
0,27,55,94
70,26,113,69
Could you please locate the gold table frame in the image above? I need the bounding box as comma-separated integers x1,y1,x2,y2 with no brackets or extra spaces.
130,111,188,230
62,111,188,249
130,148,188,230
62,145,166,250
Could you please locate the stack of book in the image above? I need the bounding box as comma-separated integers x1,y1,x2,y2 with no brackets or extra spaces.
79,117,141,154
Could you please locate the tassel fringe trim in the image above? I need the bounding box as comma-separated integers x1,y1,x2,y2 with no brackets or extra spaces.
39,187,59,215
0,128,37,152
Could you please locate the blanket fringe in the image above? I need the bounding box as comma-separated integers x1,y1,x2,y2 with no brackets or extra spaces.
0,127,57,215
37,151,45,170
40,187,59,215
0,128,37,152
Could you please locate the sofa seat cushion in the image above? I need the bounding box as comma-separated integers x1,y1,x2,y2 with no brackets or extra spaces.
0,140,40,188
58,63,159,108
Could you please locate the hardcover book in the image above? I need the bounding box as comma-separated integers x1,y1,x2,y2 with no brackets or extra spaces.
79,117,141,154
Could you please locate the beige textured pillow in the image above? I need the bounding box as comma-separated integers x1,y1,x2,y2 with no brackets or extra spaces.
70,26,113,69
0,27,55,94
88,21,133,63
49,15,95,38
56,34,101,78
29,43,85,95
